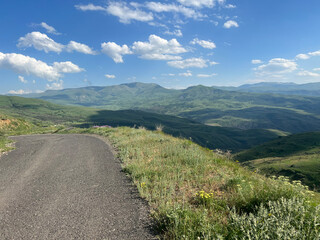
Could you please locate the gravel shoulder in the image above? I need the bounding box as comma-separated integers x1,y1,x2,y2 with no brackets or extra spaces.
0,134,155,239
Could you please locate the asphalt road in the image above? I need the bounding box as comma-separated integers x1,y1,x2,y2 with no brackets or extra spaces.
0,134,155,239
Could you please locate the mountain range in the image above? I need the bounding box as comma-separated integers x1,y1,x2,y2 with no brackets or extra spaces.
21,82,320,134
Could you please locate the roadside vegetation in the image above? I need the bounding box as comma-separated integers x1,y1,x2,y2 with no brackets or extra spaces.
61,126,320,239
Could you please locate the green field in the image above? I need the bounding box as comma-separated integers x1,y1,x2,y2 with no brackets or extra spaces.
21,82,320,133
0,95,281,152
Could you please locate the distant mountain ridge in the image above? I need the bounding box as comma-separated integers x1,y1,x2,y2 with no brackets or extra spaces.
19,82,320,133
215,82,320,96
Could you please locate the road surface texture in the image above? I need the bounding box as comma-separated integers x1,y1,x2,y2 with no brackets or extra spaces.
0,134,155,239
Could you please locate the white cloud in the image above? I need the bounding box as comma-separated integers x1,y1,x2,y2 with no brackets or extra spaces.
313,68,320,71
209,61,219,65
0,52,83,81
132,34,187,60
179,71,192,77
255,58,297,75
101,42,132,63
168,57,209,69
75,3,106,11
225,4,236,8
40,22,60,35
17,32,64,53
223,20,239,28
18,75,27,83
17,32,96,55
146,2,202,19
66,41,97,55
309,50,320,56
164,29,183,37
8,89,32,95
190,38,216,49
296,53,310,60
52,61,84,73
177,0,215,8
197,73,217,77
46,80,64,90
297,70,320,77
105,74,116,79
107,2,153,24
75,2,153,24
252,59,263,64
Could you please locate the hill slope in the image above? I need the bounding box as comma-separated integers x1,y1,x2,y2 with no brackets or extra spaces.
236,132,320,191
20,82,320,133
0,95,281,152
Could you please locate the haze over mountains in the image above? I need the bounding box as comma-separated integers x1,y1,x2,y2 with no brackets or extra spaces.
21,82,320,134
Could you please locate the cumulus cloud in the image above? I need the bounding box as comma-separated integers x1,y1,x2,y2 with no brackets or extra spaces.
66,41,97,55
223,20,239,28
145,2,202,19
309,50,320,56
296,53,310,60
52,61,84,73
190,38,216,49
177,0,215,8
18,75,27,83
40,22,60,35
255,58,297,75
132,34,187,60
168,57,209,69
8,89,32,95
179,71,192,77
252,59,263,64
313,68,320,71
17,32,96,55
0,52,83,81
297,70,320,77
101,42,132,63
75,3,106,11
17,32,64,53
105,74,116,79
164,29,183,37
46,80,64,90
107,2,154,23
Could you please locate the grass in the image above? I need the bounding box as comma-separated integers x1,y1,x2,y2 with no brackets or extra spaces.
235,132,320,191
61,126,320,239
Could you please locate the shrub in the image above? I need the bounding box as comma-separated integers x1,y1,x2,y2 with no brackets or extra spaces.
227,197,320,240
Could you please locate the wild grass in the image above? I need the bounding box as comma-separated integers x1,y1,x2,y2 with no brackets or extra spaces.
63,126,320,239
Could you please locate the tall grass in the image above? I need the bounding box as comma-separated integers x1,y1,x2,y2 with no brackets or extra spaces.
65,126,319,239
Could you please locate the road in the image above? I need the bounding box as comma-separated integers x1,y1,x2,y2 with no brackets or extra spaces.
0,134,155,239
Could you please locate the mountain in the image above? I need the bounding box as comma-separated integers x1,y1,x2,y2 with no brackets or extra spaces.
20,82,320,133
0,95,281,152
216,82,320,97
235,132,320,191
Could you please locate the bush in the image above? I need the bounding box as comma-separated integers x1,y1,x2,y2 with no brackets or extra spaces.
227,197,320,240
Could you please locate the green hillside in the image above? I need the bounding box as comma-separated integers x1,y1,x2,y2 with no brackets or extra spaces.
21,82,320,133
62,126,320,239
0,95,281,152
236,132,320,191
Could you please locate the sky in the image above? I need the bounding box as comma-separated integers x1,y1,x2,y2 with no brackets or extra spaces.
1,0,320,94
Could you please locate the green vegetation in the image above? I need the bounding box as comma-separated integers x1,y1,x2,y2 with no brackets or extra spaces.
236,132,320,191
60,126,319,239
22,82,320,133
0,95,282,152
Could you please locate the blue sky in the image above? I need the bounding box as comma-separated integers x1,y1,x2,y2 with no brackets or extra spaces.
1,0,320,94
